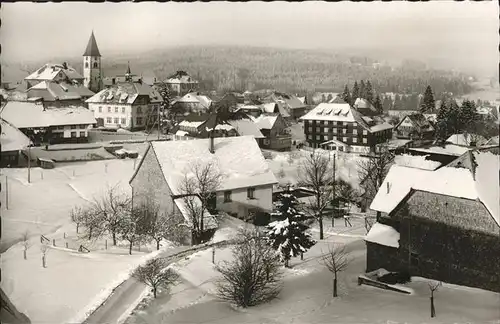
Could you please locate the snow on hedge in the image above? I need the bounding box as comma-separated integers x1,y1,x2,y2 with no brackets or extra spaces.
365,222,400,248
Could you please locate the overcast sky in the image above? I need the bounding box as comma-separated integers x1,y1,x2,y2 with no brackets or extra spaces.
1,1,497,76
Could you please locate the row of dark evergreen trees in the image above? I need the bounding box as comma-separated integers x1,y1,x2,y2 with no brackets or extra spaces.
340,80,384,114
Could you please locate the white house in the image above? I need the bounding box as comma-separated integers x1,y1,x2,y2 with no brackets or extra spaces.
129,135,278,242
86,79,162,130
24,62,84,89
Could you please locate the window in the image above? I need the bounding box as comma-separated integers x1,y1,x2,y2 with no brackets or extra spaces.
79,131,85,137
85,62,89,68
353,137,358,143
363,130,368,135
353,129,358,135
363,138,368,144
99,106,102,113
108,107,111,113
136,117,143,125
122,107,125,113
337,121,343,126
308,127,312,133
114,118,119,124
333,128,337,134
70,125,77,129
342,129,347,134
307,135,312,140
316,135,322,141
71,132,77,138
121,118,126,125
343,137,347,142
93,62,98,68
224,191,232,202
137,107,142,114
247,187,256,199
106,117,112,123
324,127,329,133
316,127,320,133
79,124,86,129
57,126,65,130
86,57,89,61
115,107,119,113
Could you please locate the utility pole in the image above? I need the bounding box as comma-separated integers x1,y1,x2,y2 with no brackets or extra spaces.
332,152,336,227
6,176,9,210
27,143,31,184
157,104,161,140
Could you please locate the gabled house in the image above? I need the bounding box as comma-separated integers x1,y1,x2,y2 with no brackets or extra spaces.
85,71,162,130
263,91,307,120
129,136,278,244
367,150,500,292
26,81,95,107
175,113,238,138
0,101,97,145
250,114,291,151
1,118,32,167
170,92,212,115
161,71,199,97
300,103,393,154
406,144,472,166
394,113,435,140
353,98,379,116
24,63,84,89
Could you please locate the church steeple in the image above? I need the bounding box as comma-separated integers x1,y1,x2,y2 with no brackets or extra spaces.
125,61,132,82
83,31,101,57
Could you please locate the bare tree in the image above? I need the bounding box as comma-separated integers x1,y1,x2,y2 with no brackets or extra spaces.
320,244,350,297
357,148,394,211
120,203,150,255
21,231,31,260
132,258,180,299
215,227,283,307
141,198,180,250
179,160,222,244
429,281,442,318
298,150,333,239
77,205,105,241
91,185,131,246
70,207,84,234
40,242,50,268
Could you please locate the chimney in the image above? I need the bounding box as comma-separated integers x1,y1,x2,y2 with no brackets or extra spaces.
209,132,215,154
386,182,391,194
62,62,68,69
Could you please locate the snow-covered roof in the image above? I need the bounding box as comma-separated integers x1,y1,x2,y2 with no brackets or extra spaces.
483,135,499,146
409,144,470,157
205,124,235,132
142,136,277,195
0,101,97,128
173,196,218,230
27,81,95,101
86,82,162,104
0,118,32,152
228,119,265,139
300,103,355,122
370,165,433,214
25,63,84,82
394,154,442,171
251,114,278,130
371,152,500,226
262,103,278,113
365,222,400,248
175,130,189,137
178,120,205,129
446,133,487,147
369,123,393,133
164,71,198,84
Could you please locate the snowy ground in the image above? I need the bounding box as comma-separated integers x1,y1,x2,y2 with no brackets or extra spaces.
0,143,174,323
265,149,365,189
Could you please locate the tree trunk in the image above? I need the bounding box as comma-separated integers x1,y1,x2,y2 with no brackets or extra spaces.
76,223,79,234
88,228,92,240
156,239,160,250
42,255,46,268
333,277,338,297
430,296,435,318
285,259,290,268
129,240,133,255
318,215,324,240
112,232,117,246
23,249,27,260
153,287,157,299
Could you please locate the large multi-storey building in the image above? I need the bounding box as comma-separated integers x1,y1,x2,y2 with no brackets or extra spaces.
300,103,393,154
85,66,162,130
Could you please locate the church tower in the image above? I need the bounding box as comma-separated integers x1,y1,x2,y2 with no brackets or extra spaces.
83,31,102,93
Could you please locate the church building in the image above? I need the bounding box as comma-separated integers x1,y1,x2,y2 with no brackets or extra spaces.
83,31,103,93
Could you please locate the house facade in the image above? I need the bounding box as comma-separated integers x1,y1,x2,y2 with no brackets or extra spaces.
0,118,32,167
86,77,162,130
0,101,97,145
367,153,500,293
251,114,291,151
162,71,199,97
129,136,277,244
301,103,393,154
394,113,435,140
24,63,85,89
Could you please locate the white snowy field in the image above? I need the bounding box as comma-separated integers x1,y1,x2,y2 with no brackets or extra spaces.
266,149,365,189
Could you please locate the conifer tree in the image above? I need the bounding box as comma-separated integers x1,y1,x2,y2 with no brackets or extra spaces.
351,81,360,105
458,99,478,132
365,81,374,103
341,85,351,104
359,80,366,100
266,190,316,268
373,94,383,114
420,85,435,113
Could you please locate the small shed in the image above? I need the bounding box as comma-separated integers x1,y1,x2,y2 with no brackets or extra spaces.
37,158,55,169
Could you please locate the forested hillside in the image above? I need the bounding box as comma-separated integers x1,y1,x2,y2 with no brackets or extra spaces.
3,45,473,97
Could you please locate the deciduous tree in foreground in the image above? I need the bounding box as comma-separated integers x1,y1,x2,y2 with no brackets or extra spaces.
21,231,31,260
132,258,180,299
215,228,283,307
320,244,350,297
429,280,442,318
